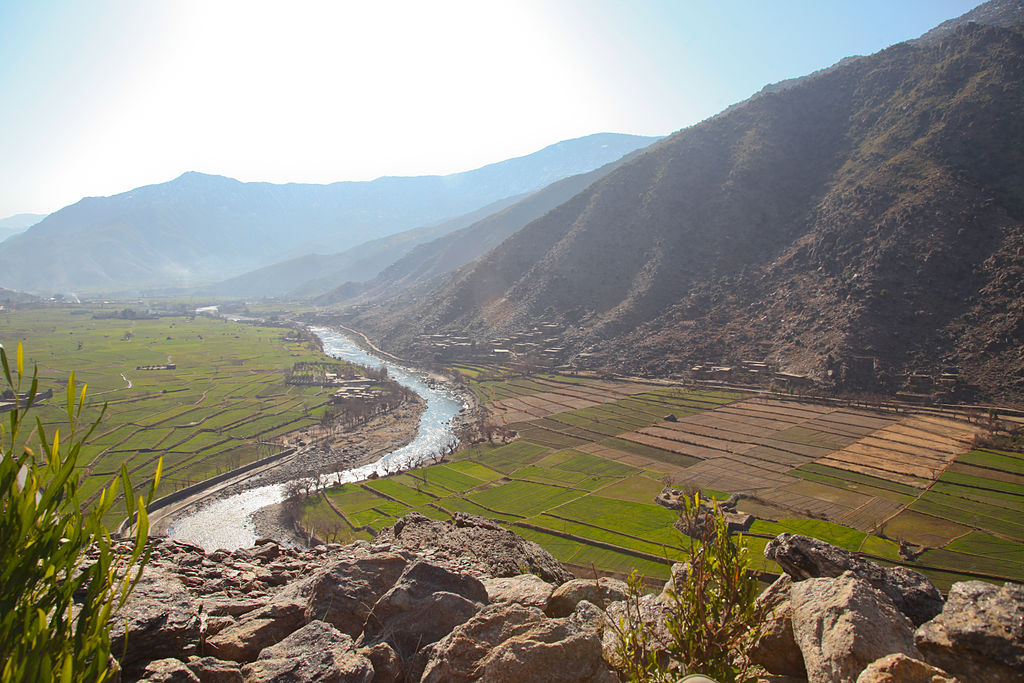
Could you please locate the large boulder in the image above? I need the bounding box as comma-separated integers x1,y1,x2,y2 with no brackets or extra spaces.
765,533,943,625
375,513,573,584
915,580,1024,683
241,620,374,683
184,657,243,683
482,574,556,609
303,552,411,637
855,653,960,682
790,571,920,683
204,598,306,663
109,565,202,671
138,658,200,683
545,577,629,617
422,602,617,683
748,574,806,678
359,560,488,664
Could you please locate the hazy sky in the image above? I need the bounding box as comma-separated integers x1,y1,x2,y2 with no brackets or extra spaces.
0,0,982,217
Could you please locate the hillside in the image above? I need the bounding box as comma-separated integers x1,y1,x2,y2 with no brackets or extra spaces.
0,133,657,294
201,195,527,298
0,212,47,243
317,148,651,306
346,18,1024,402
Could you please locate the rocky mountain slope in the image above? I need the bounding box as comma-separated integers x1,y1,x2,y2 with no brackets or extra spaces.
113,514,1022,682
347,13,1024,402
0,133,657,294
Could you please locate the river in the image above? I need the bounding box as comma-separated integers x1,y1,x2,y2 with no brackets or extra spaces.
166,326,464,550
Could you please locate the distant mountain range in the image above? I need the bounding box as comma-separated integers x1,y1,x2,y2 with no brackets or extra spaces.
0,133,658,294
339,2,1024,402
0,213,48,243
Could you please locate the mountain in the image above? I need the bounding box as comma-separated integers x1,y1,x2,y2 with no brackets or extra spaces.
201,194,527,298
0,133,658,294
316,148,651,306
346,12,1024,402
0,213,48,242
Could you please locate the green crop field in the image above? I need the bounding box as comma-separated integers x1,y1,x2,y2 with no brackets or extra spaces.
1,305,365,525
306,363,1024,590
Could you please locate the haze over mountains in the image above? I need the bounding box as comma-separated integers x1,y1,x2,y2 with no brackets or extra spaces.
336,1,1024,401
0,133,657,294
0,213,47,243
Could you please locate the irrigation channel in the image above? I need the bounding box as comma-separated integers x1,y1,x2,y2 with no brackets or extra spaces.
167,326,464,550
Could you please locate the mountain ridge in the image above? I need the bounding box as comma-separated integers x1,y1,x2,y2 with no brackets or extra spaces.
343,16,1024,402
0,133,659,294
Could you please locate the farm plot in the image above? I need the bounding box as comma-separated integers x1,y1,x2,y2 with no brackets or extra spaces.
1,306,369,524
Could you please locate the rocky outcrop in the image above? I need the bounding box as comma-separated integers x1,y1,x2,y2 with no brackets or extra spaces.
421,603,617,683
790,571,920,683
109,565,202,671
765,533,943,625
374,512,574,584
855,653,959,683
241,621,374,683
748,574,805,678
482,573,556,609
545,577,629,617
914,580,1024,683
110,517,1021,683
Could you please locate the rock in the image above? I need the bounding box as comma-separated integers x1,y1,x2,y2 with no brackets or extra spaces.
358,642,401,683
545,577,629,617
375,513,573,584
359,560,488,663
109,565,202,670
765,533,943,625
482,574,555,609
185,657,243,683
790,571,920,683
748,574,806,678
138,658,200,683
855,653,960,682
479,617,619,682
204,599,306,663
203,616,235,638
304,552,410,637
601,594,674,669
914,580,1024,683
568,600,607,635
241,620,374,683
420,603,546,682
422,602,617,683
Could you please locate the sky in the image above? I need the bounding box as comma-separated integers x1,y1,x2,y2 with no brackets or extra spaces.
0,0,984,218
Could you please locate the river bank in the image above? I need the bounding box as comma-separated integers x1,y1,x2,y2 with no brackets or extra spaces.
165,327,466,550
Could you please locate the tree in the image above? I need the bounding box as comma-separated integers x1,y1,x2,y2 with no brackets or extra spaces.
1,343,159,682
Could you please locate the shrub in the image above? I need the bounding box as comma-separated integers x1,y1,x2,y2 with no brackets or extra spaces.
611,493,766,683
0,343,159,682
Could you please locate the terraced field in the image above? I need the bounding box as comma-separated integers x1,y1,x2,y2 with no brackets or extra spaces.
308,370,1024,589
2,306,346,523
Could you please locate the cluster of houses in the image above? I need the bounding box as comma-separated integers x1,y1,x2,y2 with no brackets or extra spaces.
135,363,176,370
409,322,569,368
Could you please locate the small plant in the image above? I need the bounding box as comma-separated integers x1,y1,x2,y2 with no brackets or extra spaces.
611,492,766,683
0,343,159,682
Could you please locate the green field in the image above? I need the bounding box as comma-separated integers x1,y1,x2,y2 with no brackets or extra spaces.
1,305,361,525
305,365,1024,590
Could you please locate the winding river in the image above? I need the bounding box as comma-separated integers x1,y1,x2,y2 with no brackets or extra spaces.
166,326,464,550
